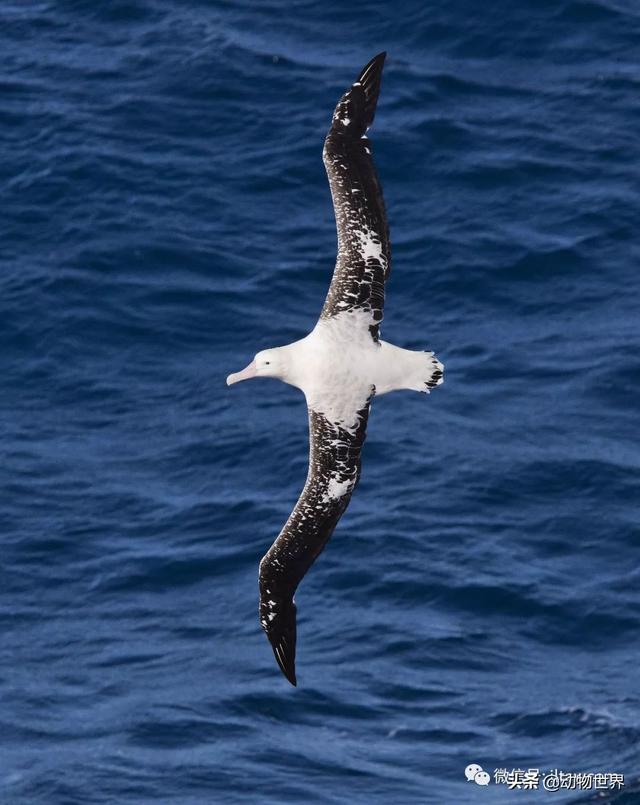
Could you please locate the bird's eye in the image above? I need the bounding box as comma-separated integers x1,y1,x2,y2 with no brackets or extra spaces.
265,361,270,365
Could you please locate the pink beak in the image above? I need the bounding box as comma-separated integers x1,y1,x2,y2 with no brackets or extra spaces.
226,360,257,386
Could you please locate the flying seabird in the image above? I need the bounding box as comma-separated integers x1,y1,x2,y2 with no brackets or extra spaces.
227,53,444,685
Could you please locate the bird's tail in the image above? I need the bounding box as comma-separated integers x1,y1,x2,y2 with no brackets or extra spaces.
392,349,444,393
330,52,386,139
419,351,445,393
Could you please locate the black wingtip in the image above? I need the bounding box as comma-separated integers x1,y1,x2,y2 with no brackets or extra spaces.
330,52,387,138
260,597,298,686
354,51,386,126
357,52,387,86
272,636,297,686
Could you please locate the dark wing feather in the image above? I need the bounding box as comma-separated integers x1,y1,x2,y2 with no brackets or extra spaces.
259,389,374,685
320,52,390,342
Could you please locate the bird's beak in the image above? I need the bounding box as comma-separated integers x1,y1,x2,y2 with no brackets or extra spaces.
226,360,257,386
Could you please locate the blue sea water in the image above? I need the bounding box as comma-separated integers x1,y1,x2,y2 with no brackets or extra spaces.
1,0,639,802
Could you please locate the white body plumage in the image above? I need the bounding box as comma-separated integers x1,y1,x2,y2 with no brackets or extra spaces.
267,309,444,432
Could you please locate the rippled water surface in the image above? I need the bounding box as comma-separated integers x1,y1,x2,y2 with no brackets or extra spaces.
2,1,639,802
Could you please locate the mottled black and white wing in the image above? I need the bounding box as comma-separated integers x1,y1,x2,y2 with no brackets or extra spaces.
321,52,390,342
259,387,374,685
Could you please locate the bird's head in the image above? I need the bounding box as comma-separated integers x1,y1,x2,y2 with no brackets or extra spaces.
226,348,288,386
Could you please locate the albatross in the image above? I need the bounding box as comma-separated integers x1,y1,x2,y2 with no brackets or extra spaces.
227,53,444,685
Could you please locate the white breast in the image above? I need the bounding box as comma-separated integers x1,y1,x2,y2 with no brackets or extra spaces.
288,310,378,432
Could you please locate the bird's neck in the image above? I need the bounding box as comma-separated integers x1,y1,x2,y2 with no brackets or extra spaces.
274,339,309,390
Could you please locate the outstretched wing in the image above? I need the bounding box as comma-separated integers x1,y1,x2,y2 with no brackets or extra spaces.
320,52,390,343
259,387,374,685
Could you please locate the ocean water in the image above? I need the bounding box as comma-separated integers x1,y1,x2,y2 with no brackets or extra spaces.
1,1,639,802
